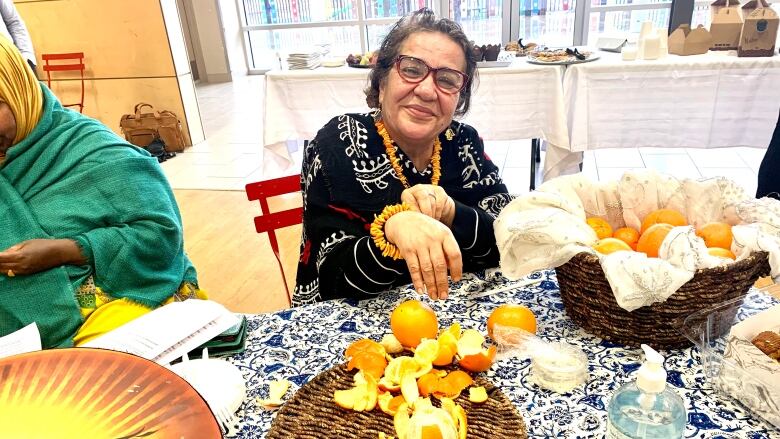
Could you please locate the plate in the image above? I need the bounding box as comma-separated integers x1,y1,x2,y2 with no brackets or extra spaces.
267,363,528,438
0,348,221,438
322,59,345,68
347,63,375,69
526,52,600,65
477,61,512,68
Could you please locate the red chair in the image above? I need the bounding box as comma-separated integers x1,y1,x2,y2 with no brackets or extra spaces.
245,174,304,306
41,52,85,113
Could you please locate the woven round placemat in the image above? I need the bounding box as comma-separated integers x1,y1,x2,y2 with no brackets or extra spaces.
267,364,528,438
556,250,770,349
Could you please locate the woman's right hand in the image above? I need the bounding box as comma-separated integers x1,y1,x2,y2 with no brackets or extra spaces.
384,211,463,300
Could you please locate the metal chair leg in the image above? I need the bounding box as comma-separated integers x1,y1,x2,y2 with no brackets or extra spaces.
530,139,538,191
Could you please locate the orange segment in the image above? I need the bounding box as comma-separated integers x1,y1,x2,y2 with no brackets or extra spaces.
347,351,388,380
696,222,733,250
391,300,439,348
592,237,633,255
586,217,613,240
708,247,736,260
640,208,687,233
345,338,386,359
486,304,537,339
636,223,673,258
458,345,497,373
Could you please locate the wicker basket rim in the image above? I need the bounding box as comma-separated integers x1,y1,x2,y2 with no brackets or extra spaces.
569,250,768,276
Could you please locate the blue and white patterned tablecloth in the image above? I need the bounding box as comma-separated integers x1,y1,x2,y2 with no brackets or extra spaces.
228,270,780,438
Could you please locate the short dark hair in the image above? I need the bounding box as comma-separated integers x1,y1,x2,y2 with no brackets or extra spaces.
365,8,478,117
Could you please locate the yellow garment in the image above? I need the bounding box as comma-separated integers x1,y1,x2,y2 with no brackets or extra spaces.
0,36,42,144
73,282,208,346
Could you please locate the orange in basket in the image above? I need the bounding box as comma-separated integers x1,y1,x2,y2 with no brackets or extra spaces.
636,223,673,258
592,238,633,255
696,222,733,250
612,227,640,250
390,300,438,348
640,209,687,233
486,304,537,339
586,217,613,239
707,247,736,260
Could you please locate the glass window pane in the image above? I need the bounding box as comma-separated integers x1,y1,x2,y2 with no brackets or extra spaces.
591,0,671,6
449,0,504,45
363,0,436,19
241,0,359,25
366,23,394,51
587,7,670,45
517,0,577,47
247,27,361,69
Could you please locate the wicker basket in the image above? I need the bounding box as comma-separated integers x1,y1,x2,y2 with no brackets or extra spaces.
267,365,528,438
555,251,770,349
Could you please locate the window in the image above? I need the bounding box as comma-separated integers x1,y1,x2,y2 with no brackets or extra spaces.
238,0,436,71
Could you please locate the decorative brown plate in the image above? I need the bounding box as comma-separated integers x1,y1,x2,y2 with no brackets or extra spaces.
267,364,527,438
0,348,221,438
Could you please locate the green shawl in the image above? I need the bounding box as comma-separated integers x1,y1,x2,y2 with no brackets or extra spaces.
0,85,197,348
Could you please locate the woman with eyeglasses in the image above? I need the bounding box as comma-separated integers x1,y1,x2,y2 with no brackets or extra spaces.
293,8,510,305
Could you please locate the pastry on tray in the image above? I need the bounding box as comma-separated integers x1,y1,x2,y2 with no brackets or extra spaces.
752,330,780,361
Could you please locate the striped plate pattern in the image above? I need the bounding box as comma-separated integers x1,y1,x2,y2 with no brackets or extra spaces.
0,348,221,438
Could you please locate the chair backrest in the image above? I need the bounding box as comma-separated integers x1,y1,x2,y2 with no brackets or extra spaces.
41,52,85,113
245,174,304,306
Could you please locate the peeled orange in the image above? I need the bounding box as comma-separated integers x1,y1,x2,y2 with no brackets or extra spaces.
612,227,640,250
640,208,687,233
486,304,537,339
586,217,613,240
696,222,733,250
708,247,736,260
592,237,633,255
390,300,438,348
636,223,674,258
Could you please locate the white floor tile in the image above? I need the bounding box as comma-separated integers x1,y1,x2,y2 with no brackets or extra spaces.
641,154,702,179
504,140,533,168
593,148,645,168
734,147,766,173
686,148,749,168
501,167,532,195
639,147,689,155
698,168,758,198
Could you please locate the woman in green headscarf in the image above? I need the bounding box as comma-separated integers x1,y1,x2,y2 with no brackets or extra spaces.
0,37,204,349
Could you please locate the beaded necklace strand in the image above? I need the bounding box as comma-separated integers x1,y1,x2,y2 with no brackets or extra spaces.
375,120,441,188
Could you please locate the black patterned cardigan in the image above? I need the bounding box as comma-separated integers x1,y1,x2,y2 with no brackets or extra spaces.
292,112,512,306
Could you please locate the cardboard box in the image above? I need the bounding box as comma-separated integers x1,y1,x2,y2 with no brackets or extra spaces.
669,24,713,55
738,7,779,57
711,7,745,50
742,0,771,18
711,0,742,20
719,304,780,428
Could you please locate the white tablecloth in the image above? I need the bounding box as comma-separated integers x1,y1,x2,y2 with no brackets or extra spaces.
544,52,780,179
263,59,569,171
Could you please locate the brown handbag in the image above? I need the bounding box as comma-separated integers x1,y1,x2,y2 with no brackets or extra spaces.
119,103,187,152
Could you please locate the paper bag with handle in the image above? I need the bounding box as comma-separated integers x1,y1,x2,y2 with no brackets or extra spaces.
119,103,187,152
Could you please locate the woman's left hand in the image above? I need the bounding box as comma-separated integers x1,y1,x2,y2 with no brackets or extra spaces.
401,184,456,227
0,239,86,276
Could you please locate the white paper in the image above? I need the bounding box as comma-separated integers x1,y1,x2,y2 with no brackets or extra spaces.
84,300,240,365
0,322,42,359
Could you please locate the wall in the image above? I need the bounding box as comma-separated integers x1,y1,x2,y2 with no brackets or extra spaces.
15,0,204,145
218,0,247,77
187,0,232,82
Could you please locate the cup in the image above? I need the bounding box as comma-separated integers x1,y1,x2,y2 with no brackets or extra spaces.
622,44,638,61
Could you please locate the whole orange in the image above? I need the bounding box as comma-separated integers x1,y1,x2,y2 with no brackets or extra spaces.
640,209,687,233
696,222,733,250
636,223,674,258
586,217,613,240
708,247,736,260
486,304,536,339
592,237,633,255
390,300,438,348
612,227,640,250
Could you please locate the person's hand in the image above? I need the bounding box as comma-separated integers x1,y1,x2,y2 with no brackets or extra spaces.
0,239,86,276
401,184,456,226
384,211,462,300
